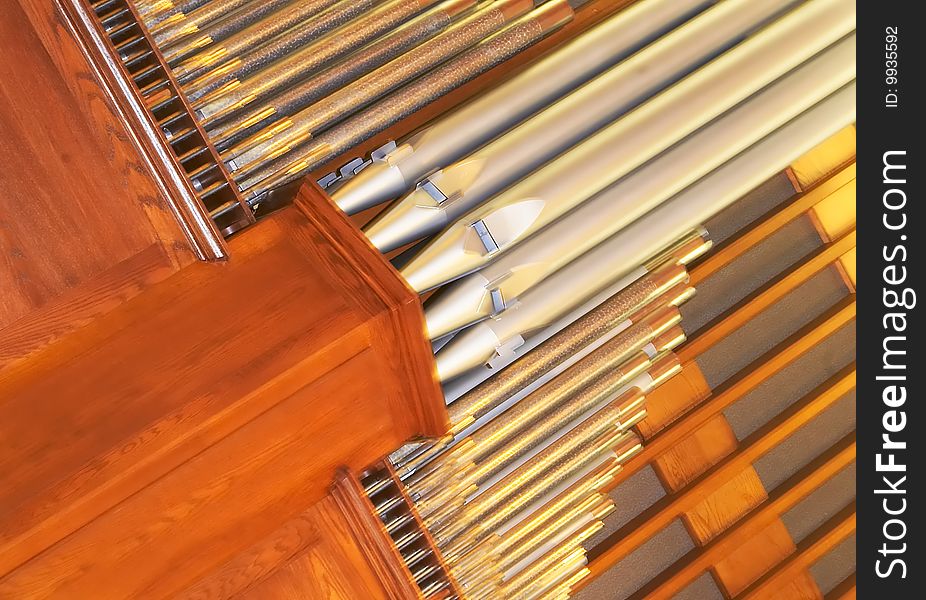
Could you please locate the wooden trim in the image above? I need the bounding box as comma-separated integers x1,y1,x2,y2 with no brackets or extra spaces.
589,367,854,576
293,181,448,436
331,469,424,600
692,163,856,285
825,573,856,600
381,462,465,599
612,297,855,491
737,503,856,600
681,229,856,361
54,0,228,260
631,433,856,599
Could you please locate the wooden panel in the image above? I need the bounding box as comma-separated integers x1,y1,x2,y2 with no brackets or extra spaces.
683,467,766,546
790,126,856,189
0,0,204,333
635,364,711,439
331,470,424,600
738,505,856,600
235,496,393,600
712,519,797,596
634,434,855,600
826,573,856,600
808,180,856,242
1,348,397,597
652,415,737,492
691,164,855,286
0,194,446,583
605,299,855,494
680,230,857,362
589,369,855,584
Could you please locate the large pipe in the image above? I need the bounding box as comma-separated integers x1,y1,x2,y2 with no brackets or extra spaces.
401,0,856,293
331,0,716,213
422,31,856,338
363,0,801,251
434,80,856,381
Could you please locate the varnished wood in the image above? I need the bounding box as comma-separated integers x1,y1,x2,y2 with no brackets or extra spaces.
589,367,854,574
711,519,799,597
737,503,856,600
651,415,736,492
633,434,856,599
331,470,423,600
0,192,446,594
42,0,227,259
681,467,766,547
680,229,856,361
635,366,712,439
691,164,856,286
605,298,855,494
825,573,856,600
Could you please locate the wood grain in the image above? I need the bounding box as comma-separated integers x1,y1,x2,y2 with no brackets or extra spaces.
0,0,201,332
680,230,856,361
331,469,424,600
825,573,856,600
712,519,798,596
691,164,856,286
604,299,856,495
682,467,767,546
588,367,855,577
0,197,447,590
652,415,737,492
635,365,711,440
738,503,856,600
633,434,855,599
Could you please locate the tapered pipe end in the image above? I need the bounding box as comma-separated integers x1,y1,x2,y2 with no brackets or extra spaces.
424,272,494,339
400,226,478,292
364,186,446,252
332,159,410,214
434,324,501,382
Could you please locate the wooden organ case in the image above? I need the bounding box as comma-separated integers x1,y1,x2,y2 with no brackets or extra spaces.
0,0,857,598
1,0,630,597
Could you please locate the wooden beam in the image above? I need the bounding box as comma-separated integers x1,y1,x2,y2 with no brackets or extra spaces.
681,229,856,361
630,433,856,599
587,367,854,576
692,164,856,285
737,503,856,600
825,573,856,600
615,297,855,489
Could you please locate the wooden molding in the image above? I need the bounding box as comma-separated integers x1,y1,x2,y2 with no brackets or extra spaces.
590,367,854,574
606,297,855,493
52,0,227,260
331,469,424,600
681,229,857,361
825,573,856,600
692,163,856,285
631,433,856,599
737,503,856,600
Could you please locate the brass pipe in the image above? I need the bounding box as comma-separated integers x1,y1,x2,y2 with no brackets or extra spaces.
235,0,575,195
161,0,297,65
171,0,352,84
191,0,448,123
204,0,475,149
224,0,535,174
446,264,688,430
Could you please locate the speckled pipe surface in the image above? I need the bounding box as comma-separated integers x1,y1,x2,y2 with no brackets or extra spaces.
171,0,346,83
205,1,463,149
184,0,379,101
193,0,440,123
237,0,572,197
